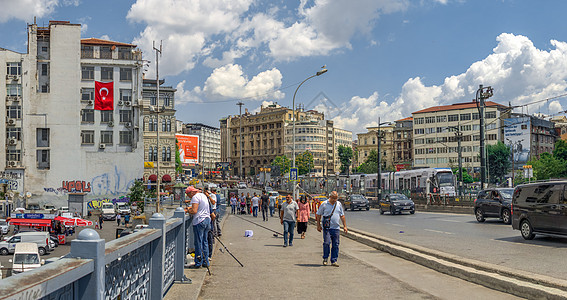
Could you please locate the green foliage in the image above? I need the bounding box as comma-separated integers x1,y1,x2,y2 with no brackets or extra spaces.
295,151,314,175
487,141,511,184
452,167,474,184
128,179,146,212
175,139,183,175
273,155,291,174
553,140,567,161
530,152,566,180
357,150,378,174
338,145,353,174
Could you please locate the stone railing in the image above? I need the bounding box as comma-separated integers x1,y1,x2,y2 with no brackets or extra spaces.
0,208,193,300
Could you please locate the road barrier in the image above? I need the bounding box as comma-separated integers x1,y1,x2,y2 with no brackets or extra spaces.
0,208,194,300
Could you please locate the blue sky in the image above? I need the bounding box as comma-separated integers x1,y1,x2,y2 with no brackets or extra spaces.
2,0,567,135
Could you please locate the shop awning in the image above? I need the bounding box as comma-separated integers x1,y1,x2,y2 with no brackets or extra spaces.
148,174,157,182
162,174,172,182
10,219,52,227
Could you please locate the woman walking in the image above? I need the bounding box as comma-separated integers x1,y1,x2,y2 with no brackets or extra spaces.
246,192,252,215
230,193,238,214
297,196,310,239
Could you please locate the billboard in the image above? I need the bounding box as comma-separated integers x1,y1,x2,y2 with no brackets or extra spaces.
503,117,531,168
176,134,199,165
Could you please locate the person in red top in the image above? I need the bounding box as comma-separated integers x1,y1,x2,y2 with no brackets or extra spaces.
297,195,311,239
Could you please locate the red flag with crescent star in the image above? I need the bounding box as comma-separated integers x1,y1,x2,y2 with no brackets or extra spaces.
94,81,114,110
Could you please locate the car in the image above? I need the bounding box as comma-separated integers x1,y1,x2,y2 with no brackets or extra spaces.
345,194,370,211
474,188,514,224
0,232,51,256
379,194,415,215
511,181,567,240
10,243,44,275
238,182,247,189
0,219,9,235
265,186,273,193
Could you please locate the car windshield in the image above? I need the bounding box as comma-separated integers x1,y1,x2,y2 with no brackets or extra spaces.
498,189,514,199
436,172,454,187
14,254,39,264
389,194,408,201
0,220,7,226
351,195,365,200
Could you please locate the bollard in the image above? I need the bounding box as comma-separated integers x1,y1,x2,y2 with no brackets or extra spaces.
173,207,186,281
69,229,105,300
149,213,166,299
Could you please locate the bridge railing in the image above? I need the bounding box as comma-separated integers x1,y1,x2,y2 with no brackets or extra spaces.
0,208,193,300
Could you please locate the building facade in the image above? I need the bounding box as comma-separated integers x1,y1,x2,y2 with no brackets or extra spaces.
1,21,145,207
183,123,221,175
412,101,509,171
141,79,177,185
393,117,413,170
332,127,354,174
356,124,395,170
504,114,556,169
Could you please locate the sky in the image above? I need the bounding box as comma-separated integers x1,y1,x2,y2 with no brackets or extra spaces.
2,0,567,137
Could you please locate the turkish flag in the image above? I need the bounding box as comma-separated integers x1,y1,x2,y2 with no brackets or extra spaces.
95,81,114,110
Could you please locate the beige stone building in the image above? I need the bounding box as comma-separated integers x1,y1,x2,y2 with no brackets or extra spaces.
356,124,395,170
393,117,413,170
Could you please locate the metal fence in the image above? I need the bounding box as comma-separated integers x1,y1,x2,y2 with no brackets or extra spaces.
0,208,194,300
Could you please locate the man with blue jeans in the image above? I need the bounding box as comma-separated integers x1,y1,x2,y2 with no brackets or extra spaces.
316,191,347,267
185,186,211,268
280,194,299,247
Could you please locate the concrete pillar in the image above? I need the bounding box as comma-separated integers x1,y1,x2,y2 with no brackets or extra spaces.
173,207,185,281
149,213,166,300
69,229,105,300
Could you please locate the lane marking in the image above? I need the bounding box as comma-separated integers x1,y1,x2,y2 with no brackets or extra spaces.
386,223,404,227
423,229,454,235
436,219,464,223
491,239,548,248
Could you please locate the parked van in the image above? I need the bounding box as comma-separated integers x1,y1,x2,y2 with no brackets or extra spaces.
512,181,567,240
0,232,50,256
10,243,44,274
101,203,116,220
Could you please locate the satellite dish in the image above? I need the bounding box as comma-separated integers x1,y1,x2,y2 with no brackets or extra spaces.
8,192,14,198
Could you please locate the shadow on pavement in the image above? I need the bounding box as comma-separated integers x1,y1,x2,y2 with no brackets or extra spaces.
294,264,324,268
494,236,567,248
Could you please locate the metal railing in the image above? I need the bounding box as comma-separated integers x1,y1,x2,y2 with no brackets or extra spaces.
0,208,194,300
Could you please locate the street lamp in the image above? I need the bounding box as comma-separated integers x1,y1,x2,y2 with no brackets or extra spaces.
292,67,327,200
150,105,165,213
376,119,389,201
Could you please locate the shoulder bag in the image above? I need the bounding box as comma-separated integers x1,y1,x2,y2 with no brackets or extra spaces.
322,202,337,230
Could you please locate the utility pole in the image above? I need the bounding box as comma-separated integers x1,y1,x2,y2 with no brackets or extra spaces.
449,126,463,197
153,40,162,213
476,84,493,189
237,102,244,180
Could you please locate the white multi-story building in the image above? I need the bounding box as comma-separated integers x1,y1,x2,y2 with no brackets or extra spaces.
183,123,221,175
0,21,144,207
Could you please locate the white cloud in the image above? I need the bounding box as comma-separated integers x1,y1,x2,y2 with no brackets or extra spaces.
0,0,58,23
330,33,567,133
174,80,204,105
202,64,284,100
99,35,110,41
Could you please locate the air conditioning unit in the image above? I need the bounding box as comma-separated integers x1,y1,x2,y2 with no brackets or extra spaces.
6,75,18,81
6,119,16,126
8,138,16,145
7,161,17,167
87,100,93,105
118,101,124,106
108,121,114,127
99,144,106,149
125,101,131,106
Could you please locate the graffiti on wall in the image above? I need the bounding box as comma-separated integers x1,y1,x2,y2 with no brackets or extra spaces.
43,166,136,197
62,180,92,193
87,196,131,210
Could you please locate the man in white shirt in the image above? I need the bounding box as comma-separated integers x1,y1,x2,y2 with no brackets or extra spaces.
251,193,260,217
185,186,211,268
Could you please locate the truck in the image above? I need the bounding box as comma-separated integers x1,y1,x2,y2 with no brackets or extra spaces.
101,203,116,220
115,202,131,215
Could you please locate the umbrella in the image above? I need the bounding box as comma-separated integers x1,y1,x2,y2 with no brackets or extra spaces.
55,216,93,227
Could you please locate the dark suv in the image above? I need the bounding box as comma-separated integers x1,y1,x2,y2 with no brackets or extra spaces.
512,181,567,240
474,188,514,224
346,194,370,211
380,194,415,215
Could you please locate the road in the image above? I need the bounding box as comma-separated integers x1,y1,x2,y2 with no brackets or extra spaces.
344,208,567,279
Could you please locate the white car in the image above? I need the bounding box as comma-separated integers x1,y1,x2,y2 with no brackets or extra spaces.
0,219,9,235
238,182,247,189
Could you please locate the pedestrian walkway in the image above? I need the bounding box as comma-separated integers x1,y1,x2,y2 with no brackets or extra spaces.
166,212,520,300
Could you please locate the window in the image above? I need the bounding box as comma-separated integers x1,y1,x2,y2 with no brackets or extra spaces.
101,111,113,123
425,116,436,124
37,150,50,169
414,128,424,134
162,147,167,161
120,89,132,102
81,66,94,80
166,119,171,132
425,127,435,134
6,149,21,162
81,88,94,101
486,111,496,119
472,113,479,120
426,138,435,144
436,116,447,123
162,119,166,132
486,123,497,130
100,131,113,145
6,62,21,75
81,130,94,145
101,67,113,80
460,125,472,131
41,63,49,76
487,134,497,140
149,147,154,161
437,127,445,133
7,128,21,140
415,138,424,144
81,109,94,123
119,110,131,123
414,118,424,125
460,113,471,121
36,128,49,147
120,68,132,81
6,105,21,119
149,95,157,106
6,84,22,96
119,131,132,145
448,114,458,122
100,46,112,59
167,147,171,161
81,45,94,58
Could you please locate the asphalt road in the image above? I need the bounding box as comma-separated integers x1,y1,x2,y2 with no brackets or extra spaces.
344,208,567,279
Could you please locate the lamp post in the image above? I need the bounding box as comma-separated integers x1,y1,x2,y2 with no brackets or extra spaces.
376,119,389,201
237,102,244,180
292,67,327,200
152,40,162,213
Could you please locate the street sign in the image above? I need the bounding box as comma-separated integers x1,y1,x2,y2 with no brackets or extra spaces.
144,162,154,168
290,168,298,181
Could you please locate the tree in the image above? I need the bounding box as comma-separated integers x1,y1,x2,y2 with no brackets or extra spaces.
296,151,314,175
452,167,474,184
530,152,566,180
553,139,567,161
338,145,353,174
127,179,146,212
272,155,291,174
487,141,511,184
357,150,378,174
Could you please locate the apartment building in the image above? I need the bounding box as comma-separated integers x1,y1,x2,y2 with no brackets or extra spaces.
332,127,354,174
183,123,221,173
141,79,177,185
393,117,413,170
504,114,556,169
412,100,508,171
0,21,144,207
356,124,395,170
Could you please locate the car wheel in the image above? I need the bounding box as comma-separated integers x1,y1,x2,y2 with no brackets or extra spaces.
390,207,394,215
379,207,384,215
38,247,46,256
501,209,511,225
520,220,535,240
0,248,8,255
475,209,485,223
366,206,370,211
410,210,415,214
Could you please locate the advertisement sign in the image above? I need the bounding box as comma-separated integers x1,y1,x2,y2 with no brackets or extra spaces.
504,117,531,168
176,134,199,164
